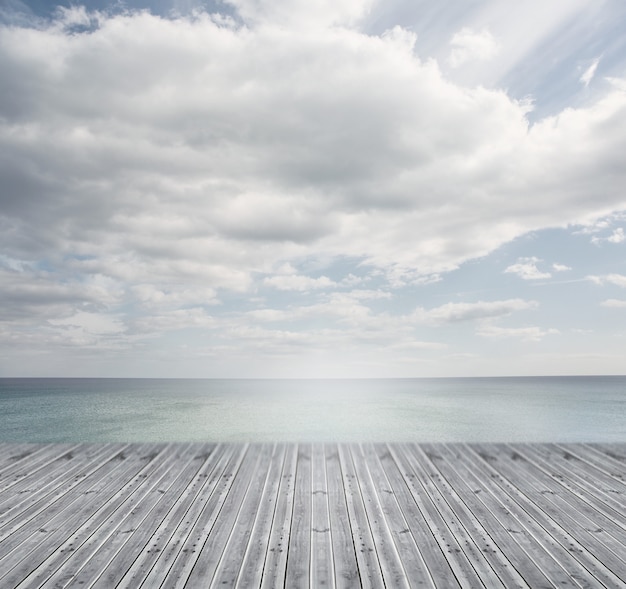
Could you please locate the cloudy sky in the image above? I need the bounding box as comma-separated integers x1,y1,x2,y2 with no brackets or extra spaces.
1,0,626,378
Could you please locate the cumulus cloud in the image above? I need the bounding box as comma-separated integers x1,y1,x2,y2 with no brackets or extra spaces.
448,27,499,67
504,257,551,280
2,10,626,300
223,0,374,27
415,299,538,324
1,5,626,370
592,227,625,244
552,263,571,272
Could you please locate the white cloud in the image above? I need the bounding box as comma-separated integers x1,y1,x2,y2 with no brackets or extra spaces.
1,5,626,375
552,263,571,272
504,257,551,280
591,227,625,244
49,311,125,335
1,10,625,303
263,274,336,291
132,308,216,333
588,274,626,288
416,299,538,324
607,228,626,243
477,325,559,342
223,0,374,27
448,27,499,68
580,57,600,87
601,299,626,308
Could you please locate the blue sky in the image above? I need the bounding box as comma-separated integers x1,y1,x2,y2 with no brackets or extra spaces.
1,0,626,377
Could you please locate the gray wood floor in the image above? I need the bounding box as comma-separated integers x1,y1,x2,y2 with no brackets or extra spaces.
0,442,624,588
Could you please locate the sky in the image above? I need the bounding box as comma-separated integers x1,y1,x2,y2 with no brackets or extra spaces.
1,0,626,378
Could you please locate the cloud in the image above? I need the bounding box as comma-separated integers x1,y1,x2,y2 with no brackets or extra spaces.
504,257,551,280
448,27,499,68
1,6,626,365
263,274,336,291
49,311,125,335
580,57,600,87
552,263,571,272
601,299,626,308
588,274,626,288
476,325,559,342
591,227,625,245
223,0,374,27
416,299,538,324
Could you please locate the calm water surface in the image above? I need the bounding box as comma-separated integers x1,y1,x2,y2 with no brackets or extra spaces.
0,376,624,442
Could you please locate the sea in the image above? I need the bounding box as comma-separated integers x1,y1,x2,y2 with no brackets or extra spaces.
0,376,624,443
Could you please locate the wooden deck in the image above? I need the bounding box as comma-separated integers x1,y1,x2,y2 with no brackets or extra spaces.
0,443,624,588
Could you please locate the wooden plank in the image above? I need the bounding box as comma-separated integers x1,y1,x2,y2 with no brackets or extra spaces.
424,443,568,588
138,444,242,588
594,443,626,463
236,444,287,588
310,443,334,589
457,443,626,588
88,444,212,588
349,444,410,588
324,443,359,589
517,444,626,525
0,443,624,588
260,443,298,589
0,444,164,587
197,443,272,587
0,444,146,549
557,443,626,485
397,444,509,588
0,444,49,470
0,443,82,494
385,444,482,589
284,443,312,588
500,445,626,552
337,444,385,589
37,444,197,588
0,444,121,528
360,443,437,588
174,444,262,586
374,444,460,589
113,443,226,587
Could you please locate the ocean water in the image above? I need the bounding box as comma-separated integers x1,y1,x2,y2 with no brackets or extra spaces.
0,376,624,443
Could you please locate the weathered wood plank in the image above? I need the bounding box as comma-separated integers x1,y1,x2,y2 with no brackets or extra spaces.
284,443,312,588
324,443,359,589
459,443,626,588
337,444,385,589
14,443,188,589
350,444,410,588
207,444,277,587
141,444,244,588
260,444,298,589
237,444,287,589
399,444,510,588
375,444,460,588
0,443,624,588
0,444,121,528
112,443,223,587
517,444,626,525
179,443,263,586
88,444,210,588
1,443,164,588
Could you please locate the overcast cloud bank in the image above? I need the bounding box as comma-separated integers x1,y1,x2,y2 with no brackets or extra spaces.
1,0,626,376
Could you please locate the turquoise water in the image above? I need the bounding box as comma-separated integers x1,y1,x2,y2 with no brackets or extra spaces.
0,376,624,442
